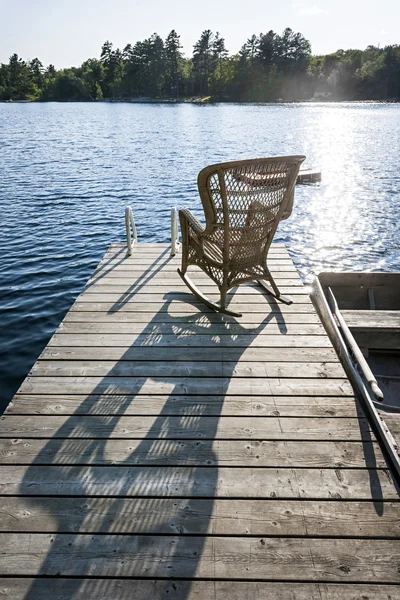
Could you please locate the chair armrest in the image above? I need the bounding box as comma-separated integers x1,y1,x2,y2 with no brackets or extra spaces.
281,188,294,221
179,209,205,236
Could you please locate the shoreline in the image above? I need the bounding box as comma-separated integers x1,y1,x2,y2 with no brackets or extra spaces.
2,98,399,104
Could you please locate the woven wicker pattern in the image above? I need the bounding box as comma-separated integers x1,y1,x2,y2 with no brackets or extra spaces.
179,156,305,312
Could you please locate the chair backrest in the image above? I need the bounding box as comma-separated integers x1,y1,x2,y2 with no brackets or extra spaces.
197,156,305,265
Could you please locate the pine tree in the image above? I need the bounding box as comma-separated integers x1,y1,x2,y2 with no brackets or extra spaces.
193,30,215,95
165,30,182,98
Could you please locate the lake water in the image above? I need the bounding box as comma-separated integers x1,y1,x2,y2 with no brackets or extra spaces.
0,101,399,411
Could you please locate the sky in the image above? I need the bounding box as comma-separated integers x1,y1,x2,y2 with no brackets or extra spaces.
0,0,398,68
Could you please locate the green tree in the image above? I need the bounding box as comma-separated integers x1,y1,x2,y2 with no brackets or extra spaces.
8,54,39,100
165,30,183,97
0,63,10,100
244,34,259,66
100,41,123,97
29,58,44,89
81,58,104,100
257,30,276,70
148,33,165,97
193,30,215,95
122,35,165,97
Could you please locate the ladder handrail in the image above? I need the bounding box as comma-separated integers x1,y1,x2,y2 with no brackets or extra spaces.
125,205,179,256
125,206,138,255
171,206,180,256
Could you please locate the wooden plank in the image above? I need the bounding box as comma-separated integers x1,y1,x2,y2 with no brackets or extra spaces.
87,280,305,290
104,247,290,255
0,415,373,440
108,242,287,248
62,311,323,323
98,258,298,267
102,254,294,263
103,248,291,257
30,360,346,379
90,265,301,277
70,301,317,313
100,253,295,262
87,272,303,283
39,347,340,363
47,334,333,347
0,534,398,581
96,249,293,257
0,438,382,468
0,466,396,498
100,246,291,255
56,322,327,335
297,169,322,183
87,270,303,282
6,394,361,417
105,245,289,253
382,415,400,444
110,242,172,248
76,291,311,303
94,263,299,274
108,242,286,248
99,246,292,256
99,251,293,268
342,310,400,330
86,278,304,288
101,252,294,262
1,580,399,600
84,284,308,294
17,376,353,397
0,497,397,535
92,276,302,292
101,258,296,268
105,241,287,249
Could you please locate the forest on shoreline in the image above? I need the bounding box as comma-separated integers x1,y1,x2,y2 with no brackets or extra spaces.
1,28,399,103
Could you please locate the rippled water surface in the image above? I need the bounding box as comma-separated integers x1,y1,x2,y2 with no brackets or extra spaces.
0,101,399,410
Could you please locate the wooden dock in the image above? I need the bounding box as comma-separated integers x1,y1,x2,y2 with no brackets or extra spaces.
0,242,399,599
297,168,321,183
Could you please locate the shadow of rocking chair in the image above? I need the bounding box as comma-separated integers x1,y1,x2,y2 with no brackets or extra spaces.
178,156,305,317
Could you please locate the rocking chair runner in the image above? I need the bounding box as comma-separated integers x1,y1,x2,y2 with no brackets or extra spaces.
178,156,305,317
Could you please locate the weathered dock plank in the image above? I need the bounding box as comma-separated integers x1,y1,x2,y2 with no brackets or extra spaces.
57,321,327,334
30,359,346,378
1,497,397,536
75,291,312,302
0,534,398,581
0,415,371,440
1,465,396,498
46,333,333,347
0,580,398,600
6,394,362,416
1,242,398,598
71,301,318,313
62,310,323,323
0,439,384,467
16,375,353,396
38,346,340,362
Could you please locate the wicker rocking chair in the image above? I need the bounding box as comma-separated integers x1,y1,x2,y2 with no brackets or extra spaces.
178,156,305,317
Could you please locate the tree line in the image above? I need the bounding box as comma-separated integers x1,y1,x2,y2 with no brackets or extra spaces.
0,28,399,102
